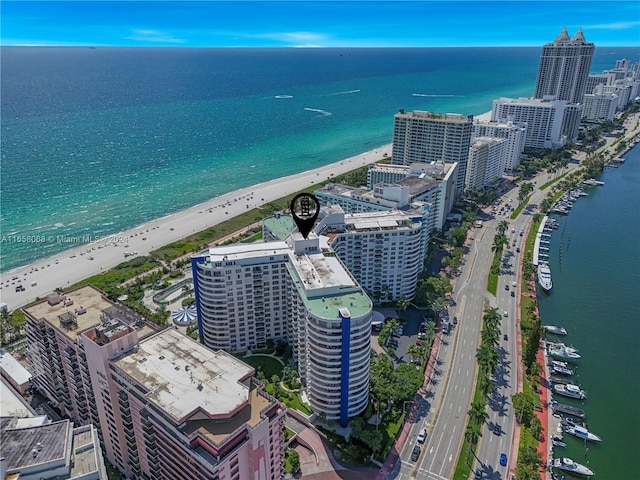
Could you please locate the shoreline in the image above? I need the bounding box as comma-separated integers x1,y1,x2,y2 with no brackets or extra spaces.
0,144,392,310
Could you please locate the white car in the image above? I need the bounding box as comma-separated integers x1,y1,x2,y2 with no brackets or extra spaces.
417,428,427,444
503,311,509,318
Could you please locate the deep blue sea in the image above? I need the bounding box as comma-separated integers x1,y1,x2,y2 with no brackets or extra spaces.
538,142,640,479
0,46,637,271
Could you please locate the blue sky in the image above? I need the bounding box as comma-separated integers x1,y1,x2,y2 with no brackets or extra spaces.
2,1,639,47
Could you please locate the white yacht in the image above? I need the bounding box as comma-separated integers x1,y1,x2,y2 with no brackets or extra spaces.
549,345,581,362
565,425,602,442
543,325,567,335
554,383,586,400
553,457,595,476
537,262,553,291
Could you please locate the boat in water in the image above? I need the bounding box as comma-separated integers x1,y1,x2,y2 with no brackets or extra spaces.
552,402,586,419
551,364,574,376
553,457,595,476
554,383,586,400
544,325,567,335
565,425,602,442
537,262,553,291
548,345,581,362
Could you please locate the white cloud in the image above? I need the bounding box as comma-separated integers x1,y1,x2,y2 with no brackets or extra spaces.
252,31,328,46
586,21,640,31
123,29,186,44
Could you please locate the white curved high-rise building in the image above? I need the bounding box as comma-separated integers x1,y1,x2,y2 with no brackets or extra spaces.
192,234,372,427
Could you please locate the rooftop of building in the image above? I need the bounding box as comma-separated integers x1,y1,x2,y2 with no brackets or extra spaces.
0,350,32,386
394,110,472,123
0,377,36,418
343,210,417,232
113,328,256,423
0,419,70,472
394,175,440,195
70,425,104,478
206,241,291,263
22,285,156,341
287,237,372,320
263,212,295,240
183,384,273,446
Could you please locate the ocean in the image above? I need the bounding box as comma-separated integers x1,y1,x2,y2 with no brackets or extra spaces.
538,142,640,478
2,46,635,272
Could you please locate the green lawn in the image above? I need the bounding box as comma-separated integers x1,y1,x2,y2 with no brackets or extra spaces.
242,354,284,378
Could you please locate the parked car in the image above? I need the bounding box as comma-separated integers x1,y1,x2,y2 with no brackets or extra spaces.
417,428,427,444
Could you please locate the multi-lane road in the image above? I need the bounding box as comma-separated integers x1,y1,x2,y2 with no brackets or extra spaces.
387,169,575,480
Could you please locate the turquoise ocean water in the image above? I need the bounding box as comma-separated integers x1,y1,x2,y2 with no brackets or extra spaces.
2,46,634,272
538,143,640,478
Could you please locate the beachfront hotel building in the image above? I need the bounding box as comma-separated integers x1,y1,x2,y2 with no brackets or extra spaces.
316,164,456,235
262,207,425,302
191,234,372,427
23,285,285,479
534,27,594,105
465,137,508,191
471,118,526,174
491,97,567,149
586,58,640,112
582,84,618,121
391,110,473,192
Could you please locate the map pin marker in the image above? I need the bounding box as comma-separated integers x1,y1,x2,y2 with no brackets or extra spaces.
290,193,320,239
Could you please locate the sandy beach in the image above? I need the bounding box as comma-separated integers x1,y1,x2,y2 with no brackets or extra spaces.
0,144,392,310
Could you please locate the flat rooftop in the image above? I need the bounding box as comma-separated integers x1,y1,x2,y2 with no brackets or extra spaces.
207,241,291,263
0,377,35,417
70,425,102,478
183,384,272,446
262,214,294,241
23,285,156,341
1,419,70,471
113,328,255,423
0,350,32,385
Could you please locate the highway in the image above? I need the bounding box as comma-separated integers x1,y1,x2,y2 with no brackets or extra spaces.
387,169,573,480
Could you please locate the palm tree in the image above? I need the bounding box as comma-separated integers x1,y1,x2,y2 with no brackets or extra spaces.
497,220,509,235
465,422,482,465
468,400,489,427
408,344,423,363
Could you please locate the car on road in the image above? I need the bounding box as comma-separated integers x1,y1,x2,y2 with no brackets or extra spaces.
453,316,458,325
503,311,508,317
516,247,520,253
511,291,515,297
500,453,508,466
504,333,508,341
505,284,509,290
417,427,427,444
411,445,421,461
474,469,482,479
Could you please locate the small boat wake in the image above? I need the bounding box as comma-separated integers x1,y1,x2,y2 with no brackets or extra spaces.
328,89,361,95
412,93,463,97
274,95,293,99
304,107,332,117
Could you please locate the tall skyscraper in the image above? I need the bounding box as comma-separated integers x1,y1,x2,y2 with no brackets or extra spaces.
534,27,595,104
391,110,473,193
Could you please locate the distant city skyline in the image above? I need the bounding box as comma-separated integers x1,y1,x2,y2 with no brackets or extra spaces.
2,1,639,48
